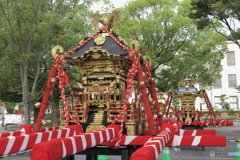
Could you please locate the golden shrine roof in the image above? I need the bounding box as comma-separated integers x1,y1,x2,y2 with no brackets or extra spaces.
64,31,129,60
174,78,200,95
176,86,199,94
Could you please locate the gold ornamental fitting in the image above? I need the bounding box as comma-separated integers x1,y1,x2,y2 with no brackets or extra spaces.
34,102,41,108
151,78,155,83
152,100,155,104
159,101,166,105
130,40,140,54
51,45,66,63
139,81,145,86
158,112,163,115
51,45,64,59
143,55,152,64
51,78,57,83
41,119,47,125
94,34,106,45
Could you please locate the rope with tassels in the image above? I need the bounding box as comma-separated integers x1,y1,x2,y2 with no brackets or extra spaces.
143,61,152,83
54,55,79,126
105,28,140,148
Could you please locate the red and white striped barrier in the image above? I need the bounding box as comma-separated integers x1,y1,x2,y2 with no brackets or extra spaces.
102,135,153,146
104,130,216,147
179,129,216,136
20,125,34,134
170,135,226,147
0,126,69,138
120,135,152,146
168,119,234,127
0,128,76,156
219,121,234,126
0,122,227,159
202,121,215,126
166,121,216,126
30,125,120,160
0,130,25,138
130,124,173,160
170,122,182,135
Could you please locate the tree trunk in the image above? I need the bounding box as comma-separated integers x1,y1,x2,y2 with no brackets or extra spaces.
51,83,60,127
21,62,30,124
51,100,60,127
34,107,40,124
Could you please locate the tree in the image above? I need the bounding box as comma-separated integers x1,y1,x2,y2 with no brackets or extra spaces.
190,0,240,48
0,0,101,124
0,53,22,102
4,102,16,114
172,98,180,110
236,85,240,92
118,0,227,91
220,94,230,112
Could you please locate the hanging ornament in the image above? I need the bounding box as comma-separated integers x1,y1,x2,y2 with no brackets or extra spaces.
34,102,41,108
51,77,57,83
41,119,47,125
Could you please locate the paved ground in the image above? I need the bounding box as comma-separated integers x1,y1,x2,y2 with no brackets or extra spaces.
1,123,240,160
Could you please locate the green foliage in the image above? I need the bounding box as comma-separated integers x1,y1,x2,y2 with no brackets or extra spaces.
118,0,227,91
222,102,230,111
228,109,236,116
0,63,22,102
236,85,240,92
41,122,53,128
190,0,240,47
4,102,16,114
63,64,82,87
219,94,230,112
0,0,105,123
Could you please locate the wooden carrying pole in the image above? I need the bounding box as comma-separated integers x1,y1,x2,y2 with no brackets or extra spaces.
137,65,157,136
34,65,57,132
163,93,173,116
149,80,163,127
203,90,216,119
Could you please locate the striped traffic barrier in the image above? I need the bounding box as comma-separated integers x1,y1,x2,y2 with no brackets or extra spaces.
162,147,172,160
227,139,240,142
235,143,240,160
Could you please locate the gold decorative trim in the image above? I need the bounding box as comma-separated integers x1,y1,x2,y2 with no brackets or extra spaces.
86,125,106,133
51,45,64,59
143,55,152,64
130,40,140,54
94,35,106,45
92,53,101,59
139,81,145,86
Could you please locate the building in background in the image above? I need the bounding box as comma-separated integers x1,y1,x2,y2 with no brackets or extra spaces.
197,41,240,111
